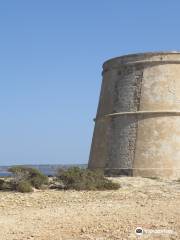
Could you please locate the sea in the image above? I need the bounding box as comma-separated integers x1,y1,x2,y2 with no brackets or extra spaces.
0,164,87,177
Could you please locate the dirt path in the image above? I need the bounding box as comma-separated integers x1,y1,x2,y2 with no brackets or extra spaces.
0,177,179,240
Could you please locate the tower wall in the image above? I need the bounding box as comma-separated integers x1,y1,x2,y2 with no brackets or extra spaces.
88,52,180,178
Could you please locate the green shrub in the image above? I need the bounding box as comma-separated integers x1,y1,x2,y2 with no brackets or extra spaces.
16,180,33,193
8,166,49,189
0,179,13,191
57,167,120,191
0,179,7,190
30,175,49,189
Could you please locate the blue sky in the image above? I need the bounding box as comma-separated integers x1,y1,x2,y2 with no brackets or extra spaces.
0,0,180,165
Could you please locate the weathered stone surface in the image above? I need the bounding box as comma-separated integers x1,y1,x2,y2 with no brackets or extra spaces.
88,52,180,178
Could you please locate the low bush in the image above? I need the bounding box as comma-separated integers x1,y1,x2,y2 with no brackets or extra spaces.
57,167,120,191
8,166,49,190
0,179,5,190
30,175,49,189
0,179,13,191
0,179,7,190
16,180,33,193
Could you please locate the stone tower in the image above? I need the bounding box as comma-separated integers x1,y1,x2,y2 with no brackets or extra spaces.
88,52,180,178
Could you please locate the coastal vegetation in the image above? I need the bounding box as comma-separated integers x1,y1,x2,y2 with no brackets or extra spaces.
0,166,120,193
0,166,49,192
16,180,33,193
0,179,12,191
56,167,120,190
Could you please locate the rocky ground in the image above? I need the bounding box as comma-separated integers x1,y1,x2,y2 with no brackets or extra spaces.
0,177,179,240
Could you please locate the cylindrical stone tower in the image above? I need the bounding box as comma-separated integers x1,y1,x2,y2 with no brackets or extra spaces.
88,52,180,178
